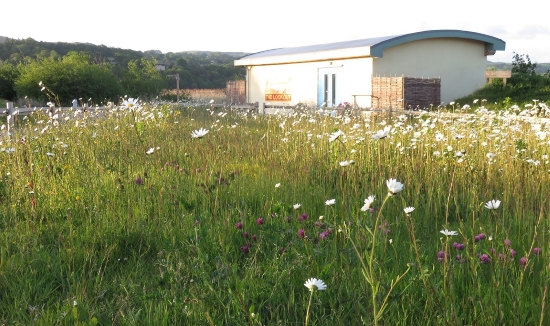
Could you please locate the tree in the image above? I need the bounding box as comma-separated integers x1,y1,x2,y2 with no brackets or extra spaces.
15,52,123,105
120,58,164,99
0,61,18,101
176,57,187,67
511,52,537,75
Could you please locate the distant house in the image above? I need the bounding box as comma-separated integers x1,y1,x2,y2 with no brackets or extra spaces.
155,63,168,71
234,30,506,109
106,57,119,65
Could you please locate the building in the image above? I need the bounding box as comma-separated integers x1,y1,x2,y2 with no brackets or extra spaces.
155,63,168,71
234,30,505,109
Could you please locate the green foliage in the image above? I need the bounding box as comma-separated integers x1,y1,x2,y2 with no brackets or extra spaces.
0,60,18,101
0,37,246,90
120,58,163,100
488,62,550,75
162,52,246,89
0,37,143,66
15,52,122,105
456,53,550,106
512,52,537,75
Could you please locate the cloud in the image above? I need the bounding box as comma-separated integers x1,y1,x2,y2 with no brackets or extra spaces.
484,25,509,37
518,25,550,37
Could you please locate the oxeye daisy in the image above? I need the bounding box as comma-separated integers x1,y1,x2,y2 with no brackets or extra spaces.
386,178,404,195
329,130,344,142
440,229,458,236
361,195,376,211
191,128,209,138
304,278,327,291
403,207,415,214
484,199,501,210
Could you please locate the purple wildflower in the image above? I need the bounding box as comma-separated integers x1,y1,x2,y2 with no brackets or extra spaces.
453,242,465,250
533,247,542,255
252,234,257,241
504,239,512,247
520,257,528,266
510,249,517,257
236,221,243,230
243,231,249,238
135,177,144,185
298,214,308,221
475,233,486,242
455,254,462,261
256,217,263,225
437,251,446,262
480,254,491,264
240,245,249,253
319,231,329,240
298,229,305,239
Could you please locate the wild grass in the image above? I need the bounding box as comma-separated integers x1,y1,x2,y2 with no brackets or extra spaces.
0,100,549,325
454,76,550,108
181,88,225,102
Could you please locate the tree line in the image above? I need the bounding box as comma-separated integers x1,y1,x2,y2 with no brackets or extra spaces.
0,37,246,105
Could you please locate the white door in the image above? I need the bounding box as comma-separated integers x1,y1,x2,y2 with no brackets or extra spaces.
318,67,340,107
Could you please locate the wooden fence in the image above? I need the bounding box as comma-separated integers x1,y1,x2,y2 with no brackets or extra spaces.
372,75,441,110
226,80,246,104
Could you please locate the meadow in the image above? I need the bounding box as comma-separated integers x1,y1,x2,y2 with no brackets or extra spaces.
0,99,549,325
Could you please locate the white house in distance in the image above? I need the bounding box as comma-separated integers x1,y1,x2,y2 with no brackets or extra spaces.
234,30,506,109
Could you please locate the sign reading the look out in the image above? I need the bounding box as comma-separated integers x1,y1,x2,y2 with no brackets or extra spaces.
265,79,291,101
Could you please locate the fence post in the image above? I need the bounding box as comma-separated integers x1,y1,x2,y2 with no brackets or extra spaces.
6,102,15,138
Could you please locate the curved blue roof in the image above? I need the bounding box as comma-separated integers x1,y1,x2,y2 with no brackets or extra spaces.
234,30,505,66
369,30,505,57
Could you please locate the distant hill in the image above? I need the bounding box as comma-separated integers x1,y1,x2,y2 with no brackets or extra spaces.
0,36,247,62
0,36,247,89
488,61,550,75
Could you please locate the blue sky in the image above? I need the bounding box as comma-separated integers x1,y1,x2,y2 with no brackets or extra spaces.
3,0,550,62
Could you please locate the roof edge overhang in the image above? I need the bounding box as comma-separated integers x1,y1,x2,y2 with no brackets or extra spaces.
370,30,506,57
234,46,372,66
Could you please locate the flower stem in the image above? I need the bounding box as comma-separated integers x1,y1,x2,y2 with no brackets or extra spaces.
305,289,314,326
367,194,391,326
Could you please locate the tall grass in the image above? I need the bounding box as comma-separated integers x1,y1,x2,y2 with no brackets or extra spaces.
0,101,549,325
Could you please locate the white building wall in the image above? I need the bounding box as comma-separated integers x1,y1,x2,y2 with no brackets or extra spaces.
246,57,373,109
372,38,487,103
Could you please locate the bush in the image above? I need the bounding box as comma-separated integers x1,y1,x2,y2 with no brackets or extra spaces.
15,52,123,105
0,61,18,101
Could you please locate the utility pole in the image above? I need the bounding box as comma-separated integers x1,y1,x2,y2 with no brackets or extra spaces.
167,73,180,102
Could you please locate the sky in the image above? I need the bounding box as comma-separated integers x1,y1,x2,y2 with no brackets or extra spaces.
3,0,550,63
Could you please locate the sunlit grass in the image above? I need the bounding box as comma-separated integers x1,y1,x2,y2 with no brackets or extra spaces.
0,101,549,325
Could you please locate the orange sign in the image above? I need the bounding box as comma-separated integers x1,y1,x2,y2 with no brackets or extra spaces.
265,94,291,101
265,79,291,102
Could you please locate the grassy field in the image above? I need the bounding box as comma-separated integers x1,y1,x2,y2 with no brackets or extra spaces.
0,101,549,325
161,89,226,104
